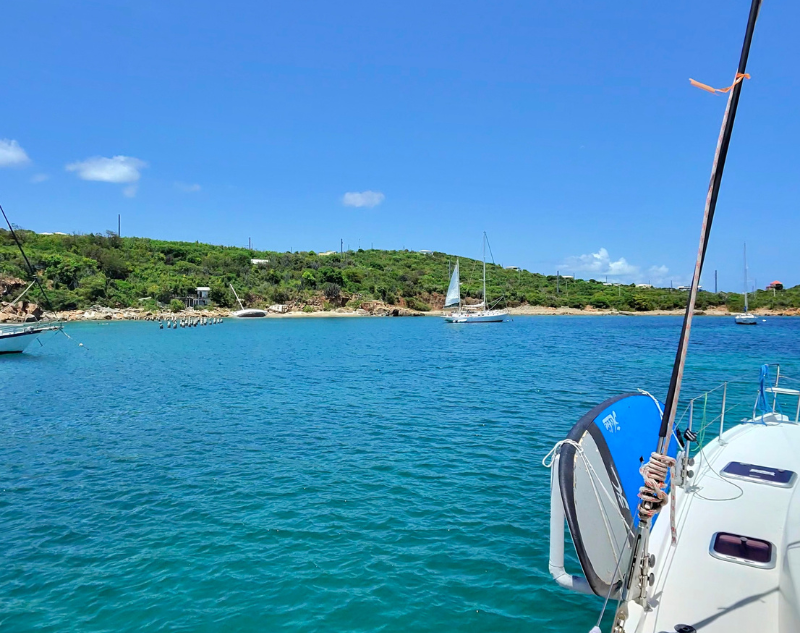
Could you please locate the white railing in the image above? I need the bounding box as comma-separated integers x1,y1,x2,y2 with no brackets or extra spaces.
674,365,800,459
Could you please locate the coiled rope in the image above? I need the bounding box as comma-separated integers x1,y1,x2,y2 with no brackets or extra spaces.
638,452,676,520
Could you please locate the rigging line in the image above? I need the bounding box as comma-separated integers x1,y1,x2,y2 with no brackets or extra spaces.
544,440,636,545
0,204,57,317
484,234,497,265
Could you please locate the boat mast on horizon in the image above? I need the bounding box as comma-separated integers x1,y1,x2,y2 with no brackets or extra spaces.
442,233,508,324
735,242,758,324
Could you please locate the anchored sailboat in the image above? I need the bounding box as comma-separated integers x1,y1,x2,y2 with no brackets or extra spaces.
443,233,508,323
735,243,758,325
0,205,62,354
544,3,800,632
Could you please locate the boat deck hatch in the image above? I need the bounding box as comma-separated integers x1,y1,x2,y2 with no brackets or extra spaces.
720,461,796,488
710,532,775,569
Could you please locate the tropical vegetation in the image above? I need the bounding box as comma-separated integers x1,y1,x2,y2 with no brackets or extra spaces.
1,229,797,313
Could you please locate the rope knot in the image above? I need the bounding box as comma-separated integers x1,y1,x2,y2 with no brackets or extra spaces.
638,452,676,520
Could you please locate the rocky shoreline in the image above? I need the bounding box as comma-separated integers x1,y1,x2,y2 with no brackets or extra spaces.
3,301,799,324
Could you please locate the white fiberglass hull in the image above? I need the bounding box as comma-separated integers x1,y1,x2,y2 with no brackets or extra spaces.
443,309,508,323
618,415,800,633
0,325,59,354
735,313,758,325
231,309,267,318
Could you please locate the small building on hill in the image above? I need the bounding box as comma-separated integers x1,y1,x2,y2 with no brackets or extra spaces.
767,280,784,290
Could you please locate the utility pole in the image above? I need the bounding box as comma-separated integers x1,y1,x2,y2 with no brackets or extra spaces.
715,269,718,294
557,271,560,294
340,238,343,257
118,214,121,237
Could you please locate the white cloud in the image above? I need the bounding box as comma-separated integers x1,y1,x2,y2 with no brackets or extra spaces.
0,139,31,167
563,248,637,276
30,173,49,183
562,247,671,285
342,190,385,208
175,181,201,193
122,185,138,198
66,155,147,183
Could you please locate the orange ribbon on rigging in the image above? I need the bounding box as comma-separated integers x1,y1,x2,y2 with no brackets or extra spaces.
689,72,750,94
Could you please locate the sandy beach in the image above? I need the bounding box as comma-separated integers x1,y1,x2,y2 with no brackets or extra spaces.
3,303,795,324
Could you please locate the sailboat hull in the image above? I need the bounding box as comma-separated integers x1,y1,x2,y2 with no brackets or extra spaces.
735,314,758,325
443,310,508,323
0,325,60,354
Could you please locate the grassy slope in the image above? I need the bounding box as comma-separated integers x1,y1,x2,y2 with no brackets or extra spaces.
1,229,797,312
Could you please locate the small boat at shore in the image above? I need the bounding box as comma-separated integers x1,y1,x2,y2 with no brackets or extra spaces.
229,283,267,318
735,243,758,325
443,233,508,324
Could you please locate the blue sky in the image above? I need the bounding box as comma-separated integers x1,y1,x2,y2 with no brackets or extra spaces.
1,1,797,290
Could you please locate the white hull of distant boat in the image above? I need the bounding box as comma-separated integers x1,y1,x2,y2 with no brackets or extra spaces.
443,309,508,323
228,284,267,318
231,308,267,318
735,244,758,325
0,325,60,354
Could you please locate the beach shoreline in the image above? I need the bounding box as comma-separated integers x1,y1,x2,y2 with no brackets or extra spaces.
3,304,795,323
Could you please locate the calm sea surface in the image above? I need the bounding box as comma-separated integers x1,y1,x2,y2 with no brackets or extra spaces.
2,316,799,632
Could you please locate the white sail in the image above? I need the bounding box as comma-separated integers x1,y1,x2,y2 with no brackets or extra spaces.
444,261,460,307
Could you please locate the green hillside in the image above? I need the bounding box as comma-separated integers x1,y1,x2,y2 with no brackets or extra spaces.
1,229,797,312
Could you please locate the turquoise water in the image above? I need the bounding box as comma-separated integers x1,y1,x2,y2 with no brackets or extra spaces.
2,316,799,632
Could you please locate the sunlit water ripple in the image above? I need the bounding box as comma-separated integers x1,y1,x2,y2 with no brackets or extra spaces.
2,316,798,632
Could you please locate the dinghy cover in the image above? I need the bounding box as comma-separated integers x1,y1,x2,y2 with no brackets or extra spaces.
558,393,677,596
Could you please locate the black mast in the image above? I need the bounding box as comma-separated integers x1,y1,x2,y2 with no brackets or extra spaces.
616,0,763,617
657,0,761,449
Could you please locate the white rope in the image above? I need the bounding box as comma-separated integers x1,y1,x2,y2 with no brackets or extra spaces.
638,452,676,519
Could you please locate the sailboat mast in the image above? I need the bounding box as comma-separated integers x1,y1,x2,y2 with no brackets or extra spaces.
482,232,487,307
621,0,762,612
657,0,761,451
744,242,749,313
458,258,461,310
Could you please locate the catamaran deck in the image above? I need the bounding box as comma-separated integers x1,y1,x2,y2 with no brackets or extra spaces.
637,419,800,633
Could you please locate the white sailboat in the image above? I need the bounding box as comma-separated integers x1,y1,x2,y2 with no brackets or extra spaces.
735,243,757,325
0,206,62,354
543,3,800,632
442,233,508,323
229,283,267,318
